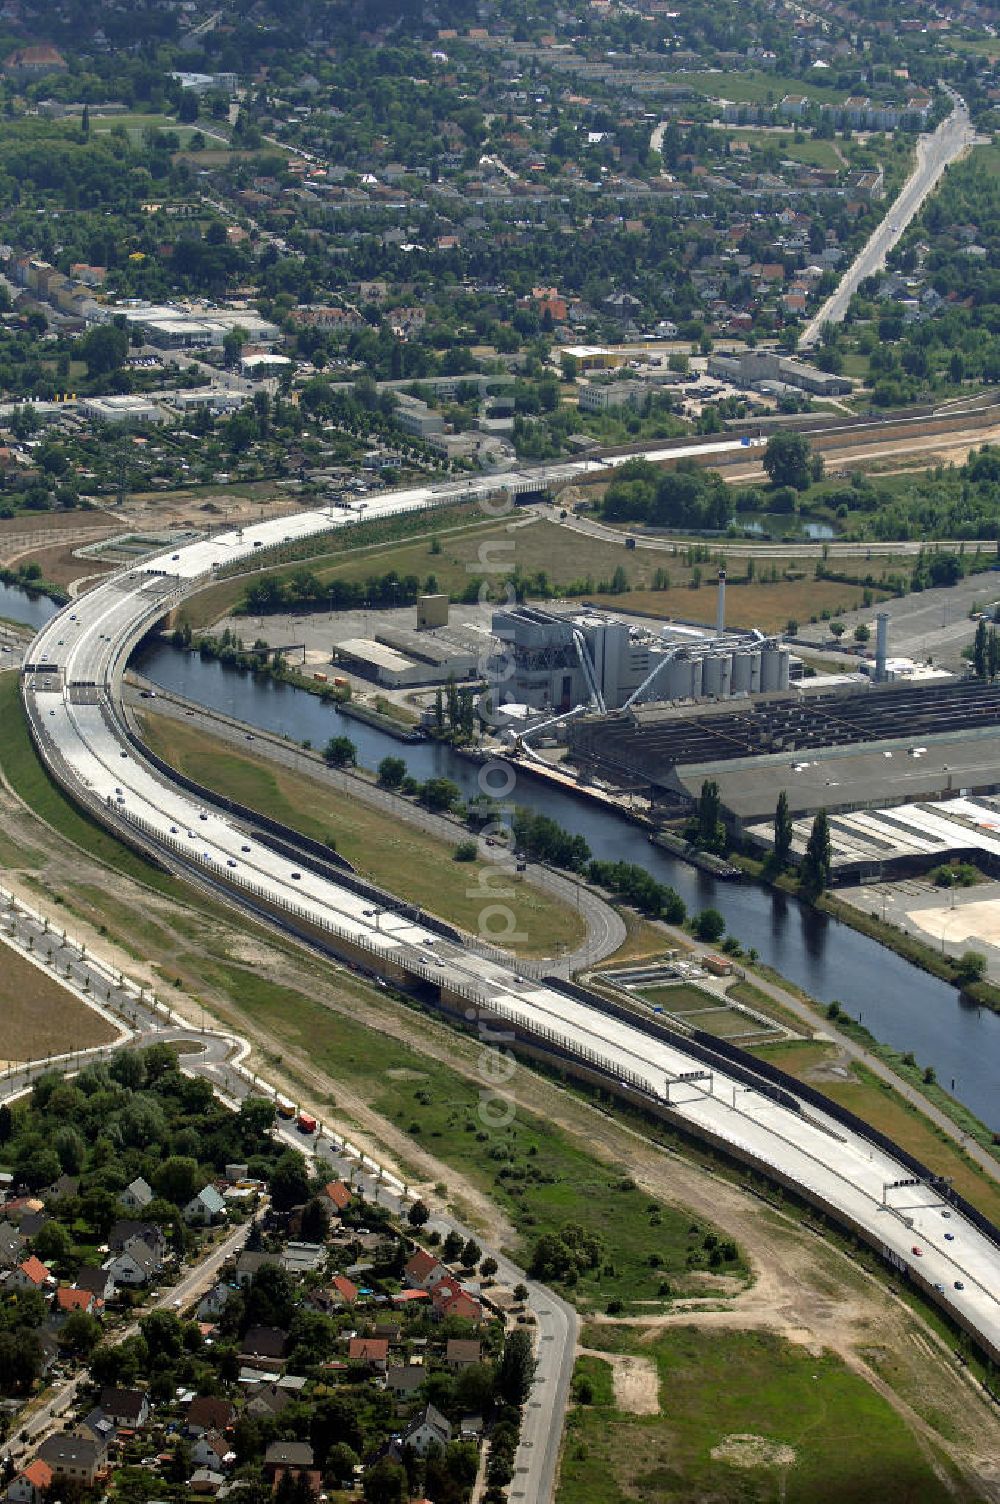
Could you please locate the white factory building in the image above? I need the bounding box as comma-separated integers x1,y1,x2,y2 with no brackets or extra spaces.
491,601,790,716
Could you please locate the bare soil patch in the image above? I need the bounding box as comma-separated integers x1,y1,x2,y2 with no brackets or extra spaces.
711,1433,797,1469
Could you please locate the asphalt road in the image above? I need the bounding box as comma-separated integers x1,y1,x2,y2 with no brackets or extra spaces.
125,682,627,975
800,90,975,345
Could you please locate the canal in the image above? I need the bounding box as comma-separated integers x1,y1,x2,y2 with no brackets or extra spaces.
131,637,1000,1129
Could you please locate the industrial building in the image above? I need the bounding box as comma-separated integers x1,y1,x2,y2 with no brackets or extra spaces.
491,582,789,716
566,677,1000,848
747,790,1000,881
707,350,853,397
117,306,280,351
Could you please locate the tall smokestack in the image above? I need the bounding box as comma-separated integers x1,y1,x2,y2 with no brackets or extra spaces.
716,569,726,635
875,611,889,682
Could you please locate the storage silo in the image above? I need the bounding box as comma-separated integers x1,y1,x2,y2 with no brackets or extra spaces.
730,649,754,694
760,644,790,691
701,652,732,699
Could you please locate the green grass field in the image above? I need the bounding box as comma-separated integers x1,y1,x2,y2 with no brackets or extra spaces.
726,130,845,170
558,1324,962,1503
672,69,846,105
138,713,586,958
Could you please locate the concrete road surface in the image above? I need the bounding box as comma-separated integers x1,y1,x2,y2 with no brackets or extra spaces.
801,89,975,346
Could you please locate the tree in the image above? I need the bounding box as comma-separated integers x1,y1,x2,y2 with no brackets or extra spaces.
155,1155,199,1205
973,617,989,679
694,778,723,851
762,432,812,492
692,908,725,943
323,735,357,767
79,324,128,378
956,951,987,985
33,1221,72,1265
378,755,406,789
461,1238,481,1268
773,790,794,870
408,1199,430,1228
853,623,870,643
496,1328,535,1407
800,810,832,897
59,1310,101,1356
0,1103,11,1144
363,1458,407,1504
443,1229,464,1262
480,1256,498,1280
829,621,846,640
269,1149,310,1211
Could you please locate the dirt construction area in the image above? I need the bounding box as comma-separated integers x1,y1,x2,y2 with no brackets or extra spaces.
579,1348,660,1414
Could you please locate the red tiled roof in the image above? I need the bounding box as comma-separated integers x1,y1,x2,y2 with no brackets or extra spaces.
348,1337,388,1361
19,1256,50,1286
331,1275,357,1304
21,1461,53,1490
321,1181,351,1211
55,1287,92,1312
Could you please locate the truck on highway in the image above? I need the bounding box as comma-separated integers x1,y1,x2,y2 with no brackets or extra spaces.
297,1112,317,1134
276,1098,296,1120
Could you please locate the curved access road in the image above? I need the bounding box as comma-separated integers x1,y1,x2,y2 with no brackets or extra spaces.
20,489,1000,1376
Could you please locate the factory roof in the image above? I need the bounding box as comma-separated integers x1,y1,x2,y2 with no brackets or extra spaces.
334,637,416,672
675,724,1000,823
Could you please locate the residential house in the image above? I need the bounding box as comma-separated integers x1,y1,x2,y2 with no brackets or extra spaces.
403,1249,449,1292
244,1383,291,1420
241,1327,289,1367
348,1337,389,1373
263,1442,314,1484
191,1433,229,1472
0,1222,24,1267
235,1251,279,1288
386,1364,426,1401
280,1242,324,1276
52,1287,98,1320
183,1186,227,1227
5,1461,52,1504
195,1283,231,1322
2,45,67,82
330,1274,358,1306
189,1469,225,1495
100,1389,150,1428
186,1396,235,1436
404,1403,453,1456
108,1221,168,1260
36,1434,105,1486
319,1181,352,1214
431,1277,483,1323
105,1238,159,1288
76,1409,116,1454
11,1256,52,1293
119,1178,154,1212
446,1339,482,1370
75,1266,115,1303
43,1175,79,1203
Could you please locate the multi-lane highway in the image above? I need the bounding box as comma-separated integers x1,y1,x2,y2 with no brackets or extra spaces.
20,484,1000,1370
800,89,975,346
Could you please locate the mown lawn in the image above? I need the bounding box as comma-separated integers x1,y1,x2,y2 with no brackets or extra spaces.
558,1325,959,1504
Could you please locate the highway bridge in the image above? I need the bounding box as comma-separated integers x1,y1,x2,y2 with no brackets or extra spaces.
20,474,1000,1368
